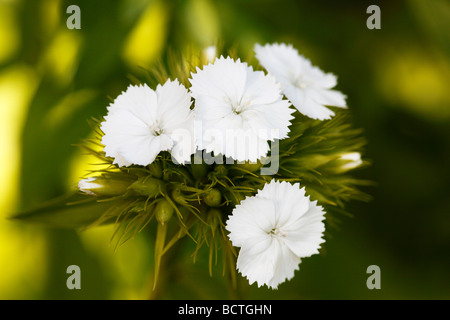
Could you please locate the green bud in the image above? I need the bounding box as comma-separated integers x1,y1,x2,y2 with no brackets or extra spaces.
203,188,222,207
78,176,132,197
129,177,164,197
155,199,174,225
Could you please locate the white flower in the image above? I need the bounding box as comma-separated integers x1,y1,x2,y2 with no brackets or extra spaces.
254,43,347,120
225,180,326,289
100,79,195,166
189,56,294,162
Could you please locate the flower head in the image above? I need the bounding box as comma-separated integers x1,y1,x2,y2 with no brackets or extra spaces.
225,180,326,289
100,79,195,166
254,43,347,120
189,56,294,162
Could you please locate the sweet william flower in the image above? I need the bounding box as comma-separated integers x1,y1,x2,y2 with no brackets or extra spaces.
225,180,326,289
254,43,347,120
100,79,195,166
189,56,294,162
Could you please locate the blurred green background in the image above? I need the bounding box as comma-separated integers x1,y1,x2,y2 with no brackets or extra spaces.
1,0,449,299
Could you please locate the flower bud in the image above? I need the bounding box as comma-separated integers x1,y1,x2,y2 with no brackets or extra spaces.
338,152,363,172
129,177,164,197
324,152,364,174
203,188,222,207
155,199,174,225
78,176,132,197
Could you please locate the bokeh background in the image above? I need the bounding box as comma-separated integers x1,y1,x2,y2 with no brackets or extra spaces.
1,0,449,299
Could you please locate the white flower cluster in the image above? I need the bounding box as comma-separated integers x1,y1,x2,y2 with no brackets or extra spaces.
94,43,346,289
100,43,347,167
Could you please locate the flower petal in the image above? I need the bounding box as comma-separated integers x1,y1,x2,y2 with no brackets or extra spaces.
284,84,335,120
190,56,293,161
307,88,347,108
255,42,347,120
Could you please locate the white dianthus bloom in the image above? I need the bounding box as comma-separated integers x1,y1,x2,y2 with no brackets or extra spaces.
254,43,347,120
100,79,195,166
225,180,326,289
189,56,294,162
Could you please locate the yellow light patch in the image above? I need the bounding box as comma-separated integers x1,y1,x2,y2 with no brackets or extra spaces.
376,49,450,121
0,65,47,299
0,2,20,64
121,0,168,70
39,28,83,86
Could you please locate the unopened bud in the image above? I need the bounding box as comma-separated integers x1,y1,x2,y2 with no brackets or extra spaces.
338,152,363,172
78,176,132,197
325,152,364,174
203,188,222,207
129,177,164,197
155,199,174,225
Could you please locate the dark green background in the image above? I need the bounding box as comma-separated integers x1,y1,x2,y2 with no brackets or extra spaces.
1,0,449,299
